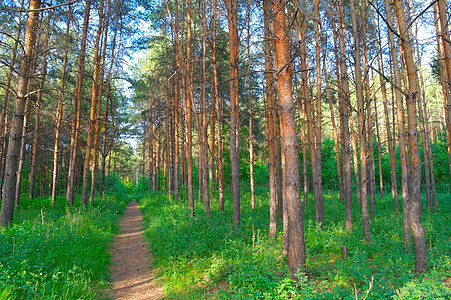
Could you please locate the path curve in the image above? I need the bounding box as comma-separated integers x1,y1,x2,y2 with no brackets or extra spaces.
109,199,164,299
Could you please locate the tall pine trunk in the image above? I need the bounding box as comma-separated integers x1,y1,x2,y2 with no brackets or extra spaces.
82,0,104,206
264,0,279,238
226,0,240,227
0,0,24,193
393,0,427,272
336,0,353,230
273,0,305,276
67,0,92,205
0,0,41,226
384,0,411,248
52,6,71,205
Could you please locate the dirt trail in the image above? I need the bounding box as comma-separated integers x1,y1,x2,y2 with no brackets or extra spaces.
108,199,164,299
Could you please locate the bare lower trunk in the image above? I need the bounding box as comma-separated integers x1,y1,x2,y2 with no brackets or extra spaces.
372,9,398,209
313,0,324,225
436,0,451,184
227,0,240,227
336,0,353,230
323,38,343,202
201,0,209,215
0,0,41,226
186,0,194,215
29,62,46,200
246,0,255,210
394,0,427,272
0,1,23,191
52,6,71,205
29,18,50,200
15,95,33,206
350,0,370,242
384,0,411,248
67,0,91,205
217,96,224,212
273,0,305,276
82,0,104,206
264,0,278,237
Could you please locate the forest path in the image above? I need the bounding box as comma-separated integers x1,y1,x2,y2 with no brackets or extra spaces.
108,199,164,299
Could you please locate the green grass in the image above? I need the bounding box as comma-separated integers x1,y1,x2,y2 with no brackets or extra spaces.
139,187,451,299
0,185,129,299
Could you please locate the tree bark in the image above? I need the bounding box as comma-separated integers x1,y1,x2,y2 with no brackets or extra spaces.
350,0,370,242
28,46,47,200
0,0,41,227
100,15,118,196
200,0,209,215
436,0,451,184
186,0,194,215
322,34,343,203
246,0,255,210
384,0,411,248
82,0,104,206
91,0,112,202
263,0,279,238
313,0,324,225
336,0,353,230
226,0,240,227
52,5,71,205
371,9,398,209
67,0,91,205
0,0,24,193
273,0,305,276
393,0,427,273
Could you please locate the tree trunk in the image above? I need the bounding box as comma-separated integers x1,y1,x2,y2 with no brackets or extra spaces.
100,18,118,196
436,0,451,184
67,0,92,205
273,0,305,276
0,0,24,193
313,0,324,225
200,0,209,215
322,36,343,203
384,0,411,248
212,0,224,212
373,92,384,200
186,0,194,215
336,0,353,230
52,5,71,205
91,0,112,202
16,45,40,206
393,0,427,273
29,48,47,200
361,16,376,217
246,0,255,210
415,31,438,211
226,0,240,227
350,0,370,242
82,0,104,206
264,0,281,238
371,9,398,210
0,0,41,227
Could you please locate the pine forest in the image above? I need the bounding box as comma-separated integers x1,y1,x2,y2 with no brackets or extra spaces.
0,0,450,298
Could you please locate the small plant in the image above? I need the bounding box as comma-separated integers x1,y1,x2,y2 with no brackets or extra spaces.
0,186,128,299
139,188,451,299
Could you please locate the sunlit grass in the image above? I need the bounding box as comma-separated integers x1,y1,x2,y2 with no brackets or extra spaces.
0,185,129,299
139,187,451,299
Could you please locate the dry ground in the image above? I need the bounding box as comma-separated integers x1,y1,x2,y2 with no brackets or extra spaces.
108,199,164,300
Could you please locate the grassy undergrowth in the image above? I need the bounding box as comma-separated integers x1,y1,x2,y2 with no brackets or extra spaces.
0,184,129,299
139,187,451,299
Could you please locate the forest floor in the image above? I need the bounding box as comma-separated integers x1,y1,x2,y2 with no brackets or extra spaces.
108,199,164,299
